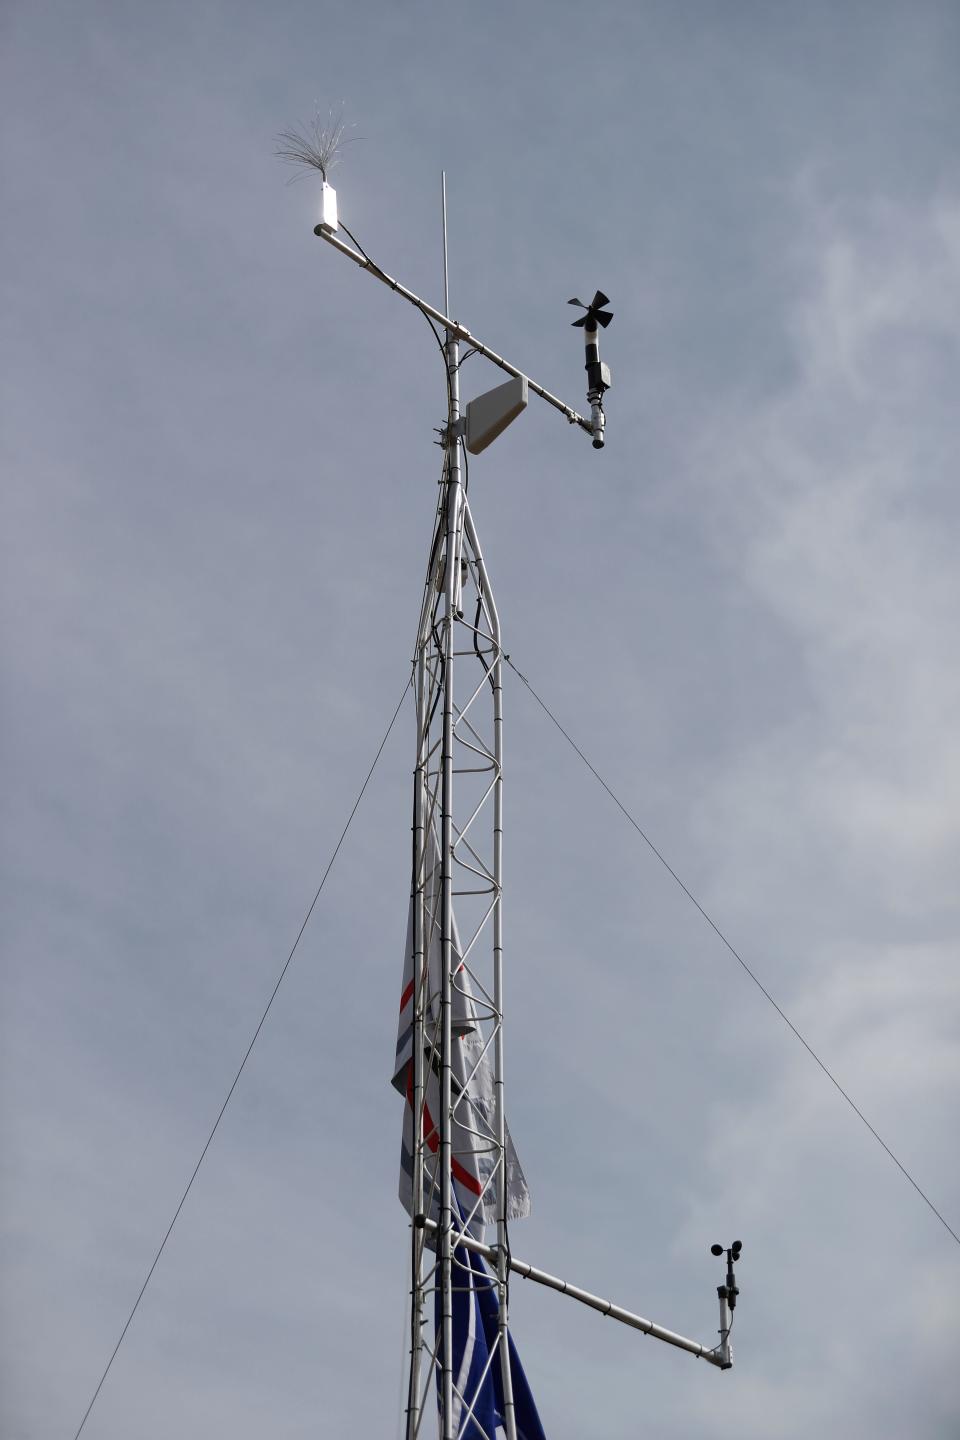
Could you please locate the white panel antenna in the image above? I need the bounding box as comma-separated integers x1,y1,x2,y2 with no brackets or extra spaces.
464,374,528,455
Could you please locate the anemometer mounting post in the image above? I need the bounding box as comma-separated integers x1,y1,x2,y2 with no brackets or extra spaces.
711,1240,743,1370
568,290,614,448
420,1216,734,1370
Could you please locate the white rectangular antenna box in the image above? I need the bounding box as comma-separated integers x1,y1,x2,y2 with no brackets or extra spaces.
319,182,338,233
465,374,528,455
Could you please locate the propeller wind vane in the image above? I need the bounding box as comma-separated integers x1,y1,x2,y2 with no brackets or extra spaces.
569,290,613,448
568,290,614,329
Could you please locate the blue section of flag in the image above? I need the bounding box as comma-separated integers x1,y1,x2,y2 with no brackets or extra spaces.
437,1213,547,1440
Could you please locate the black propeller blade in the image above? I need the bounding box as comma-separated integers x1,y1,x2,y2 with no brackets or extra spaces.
568,290,614,328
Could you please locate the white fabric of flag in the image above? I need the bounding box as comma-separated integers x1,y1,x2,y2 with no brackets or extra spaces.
392,832,530,1240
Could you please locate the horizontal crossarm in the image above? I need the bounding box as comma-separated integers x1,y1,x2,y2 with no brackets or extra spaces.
314,227,593,437
420,1217,730,1370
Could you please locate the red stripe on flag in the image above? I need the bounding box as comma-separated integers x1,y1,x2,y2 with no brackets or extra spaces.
403,1061,484,1198
452,1157,484,1197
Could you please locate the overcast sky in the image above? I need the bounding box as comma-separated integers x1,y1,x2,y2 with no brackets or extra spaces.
2,2,959,1437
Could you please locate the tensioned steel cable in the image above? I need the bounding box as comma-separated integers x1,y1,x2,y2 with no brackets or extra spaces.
71,677,412,1440
504,655,960,1251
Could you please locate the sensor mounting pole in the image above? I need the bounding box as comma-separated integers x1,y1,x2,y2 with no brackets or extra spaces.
711,1240,743,1370
568,290,613,447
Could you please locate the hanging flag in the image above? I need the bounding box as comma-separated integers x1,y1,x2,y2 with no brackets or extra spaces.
437,1198,548,1440
392,830,530,1238
393,833,544,1436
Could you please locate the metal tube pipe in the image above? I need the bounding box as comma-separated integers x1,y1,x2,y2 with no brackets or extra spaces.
493,656,519,1438
406,647,428,1439
441,171,450,316
438,328,462,1440
463,505,516,1440
717,1291,732,1370
421,1219,728,1369
315,226,592,435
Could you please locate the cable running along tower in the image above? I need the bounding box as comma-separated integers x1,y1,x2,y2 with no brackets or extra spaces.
313,172,741,1440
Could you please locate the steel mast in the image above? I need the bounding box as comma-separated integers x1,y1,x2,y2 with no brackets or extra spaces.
312,176,739,1440
407,183,516,1432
